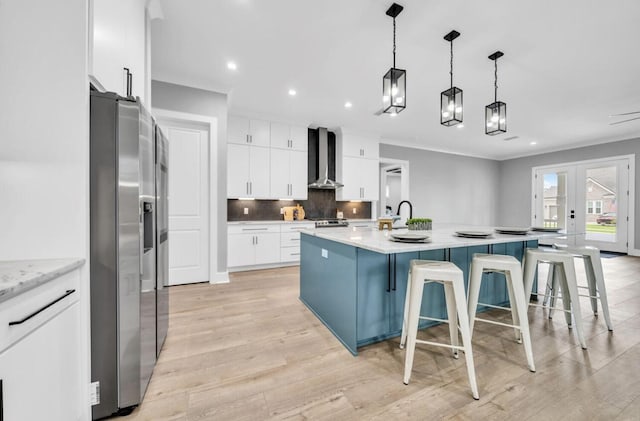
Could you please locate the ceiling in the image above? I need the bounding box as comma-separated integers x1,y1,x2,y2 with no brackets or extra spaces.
151,0,640,160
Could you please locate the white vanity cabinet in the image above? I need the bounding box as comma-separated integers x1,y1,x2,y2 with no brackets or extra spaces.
0,267,83,421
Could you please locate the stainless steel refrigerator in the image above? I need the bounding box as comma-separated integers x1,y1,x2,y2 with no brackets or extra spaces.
89,91,168,419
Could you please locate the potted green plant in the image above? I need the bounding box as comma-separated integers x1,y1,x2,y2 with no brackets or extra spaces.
406,218,432,231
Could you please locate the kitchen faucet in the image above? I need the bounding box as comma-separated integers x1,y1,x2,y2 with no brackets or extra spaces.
396,200,413,220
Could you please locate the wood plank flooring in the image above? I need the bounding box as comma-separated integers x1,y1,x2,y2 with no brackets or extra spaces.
121,256,640,420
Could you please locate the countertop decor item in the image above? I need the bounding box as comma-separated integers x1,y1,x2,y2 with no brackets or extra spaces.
378,217,394,230
406,218,432,231
494,227,531,235
441,30,463,127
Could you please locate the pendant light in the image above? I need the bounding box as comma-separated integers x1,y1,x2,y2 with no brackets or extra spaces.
485,51,506,135
382,3,406,115
440,30,463,126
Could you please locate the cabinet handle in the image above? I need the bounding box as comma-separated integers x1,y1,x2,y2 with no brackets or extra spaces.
9,289,76,326
246,182,249,194
250,135,253,144
242,228,268,231
255,236,259,245
250,182,252,195
1,378,3,421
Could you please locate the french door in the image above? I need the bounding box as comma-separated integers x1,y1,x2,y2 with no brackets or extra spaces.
533,157,630,253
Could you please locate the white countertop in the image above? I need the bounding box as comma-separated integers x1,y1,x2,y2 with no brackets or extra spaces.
0,258,85,304
302,224,566,254
227,219,375,225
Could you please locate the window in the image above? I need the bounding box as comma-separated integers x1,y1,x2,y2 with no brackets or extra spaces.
586,200,602,215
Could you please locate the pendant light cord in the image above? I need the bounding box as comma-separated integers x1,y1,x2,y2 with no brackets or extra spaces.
450,40,454,89
494,59,498,103
392,18,396,68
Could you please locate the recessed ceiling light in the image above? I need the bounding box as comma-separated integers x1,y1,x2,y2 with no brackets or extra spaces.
288,89,297,96
390,112,398,118
456,124,464,129
530,141,537,145
345,101,353,108
227,61,237,70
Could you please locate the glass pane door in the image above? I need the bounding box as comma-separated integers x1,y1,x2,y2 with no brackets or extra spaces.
575,160,629,252
533,166,576,246
534,158,630,253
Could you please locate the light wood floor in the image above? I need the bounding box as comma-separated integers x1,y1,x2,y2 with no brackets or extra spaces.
122,256,640,420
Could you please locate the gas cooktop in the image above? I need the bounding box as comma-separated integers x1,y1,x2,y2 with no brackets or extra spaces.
307,218,349,228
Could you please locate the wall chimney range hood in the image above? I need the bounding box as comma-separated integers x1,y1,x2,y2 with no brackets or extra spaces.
308,127,344,190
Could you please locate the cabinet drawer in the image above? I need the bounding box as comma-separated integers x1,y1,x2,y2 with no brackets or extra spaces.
280,223,315,232
281,247,301,262
0,269,80,353
228,224,281,234
281,231,302,246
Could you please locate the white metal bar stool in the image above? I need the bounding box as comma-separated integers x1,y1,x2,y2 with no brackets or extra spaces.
399,260,479,400
544,244,613,331
523,248,587,349
467,254,536,372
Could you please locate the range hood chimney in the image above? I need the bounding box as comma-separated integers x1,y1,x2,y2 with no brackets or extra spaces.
308,127,344,190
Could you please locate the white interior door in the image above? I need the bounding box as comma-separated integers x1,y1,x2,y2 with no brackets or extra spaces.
533,157,630,252
160,120,210,285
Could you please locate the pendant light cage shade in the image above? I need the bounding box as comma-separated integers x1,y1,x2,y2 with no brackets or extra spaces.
440,87,463,126
383,68,406,114
486,50,506,135
485,101,507,135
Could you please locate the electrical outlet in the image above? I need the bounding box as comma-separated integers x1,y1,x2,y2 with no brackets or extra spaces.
243,208,249,215
352,208,357,214
280,208,284,214
321,249,328,258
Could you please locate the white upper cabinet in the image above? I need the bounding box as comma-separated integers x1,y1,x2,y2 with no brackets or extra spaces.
271,123,308,151
270,148,308,200
336,131,380,201
228,116,270,147
341,133,379,159
227,144,270,199
91,0,147,102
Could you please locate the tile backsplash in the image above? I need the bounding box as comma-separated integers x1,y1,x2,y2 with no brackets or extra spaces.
227,190,371,221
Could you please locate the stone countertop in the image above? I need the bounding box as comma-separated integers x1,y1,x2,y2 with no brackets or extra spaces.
301,224,567,255
227,219,375,225
0,258,85,304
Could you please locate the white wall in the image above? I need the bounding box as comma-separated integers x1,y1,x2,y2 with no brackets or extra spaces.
151,80,229,275
498,137,640,249
379,144,500,225
0,0,90,418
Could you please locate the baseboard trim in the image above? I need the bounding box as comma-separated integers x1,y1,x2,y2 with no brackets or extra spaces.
228,262,300,273
629,249,640,257
210,271,230,284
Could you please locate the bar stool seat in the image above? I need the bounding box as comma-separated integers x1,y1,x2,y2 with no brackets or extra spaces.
546,244,613,331
467,253,536,372
399,260,479,400
523,248,587,349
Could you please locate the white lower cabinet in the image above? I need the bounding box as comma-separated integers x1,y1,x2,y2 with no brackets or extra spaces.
280,223,315,263
228,225,281,268
0,270,82,421
228,223,314,270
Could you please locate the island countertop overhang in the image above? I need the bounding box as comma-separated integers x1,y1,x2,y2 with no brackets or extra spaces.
301,225,564,255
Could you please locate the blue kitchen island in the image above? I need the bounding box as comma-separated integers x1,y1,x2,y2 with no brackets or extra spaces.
300,225,549,355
